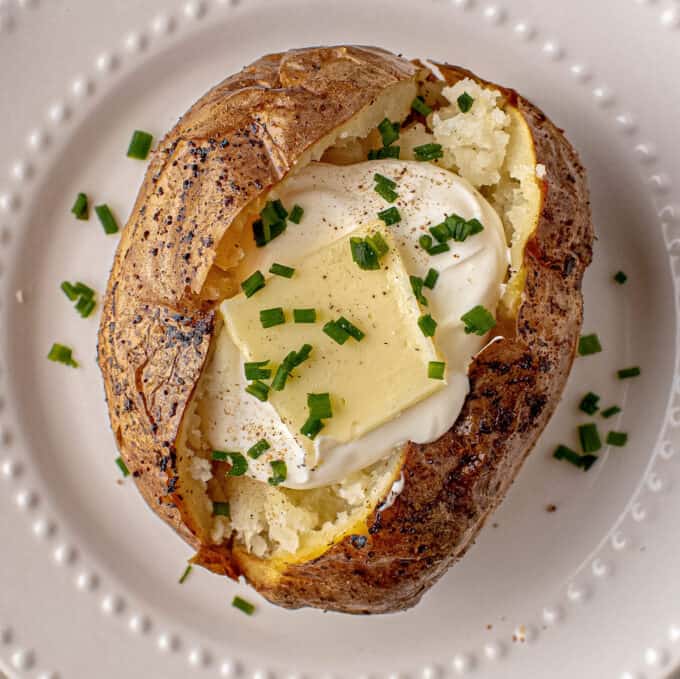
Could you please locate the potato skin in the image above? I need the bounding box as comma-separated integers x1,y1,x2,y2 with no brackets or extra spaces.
98,49,593,613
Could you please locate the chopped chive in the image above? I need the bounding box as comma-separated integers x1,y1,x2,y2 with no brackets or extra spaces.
413,143,443,162
291,343,312,367
71,192,89,220
428,361,446,380
289,204,304,224
271,345,312,392
456,217,484,240
461,305,496,336
245,380,269,402
368,146,400,160
579,392,600,416
126,130,154,160
293,308,316,324
269,263,295,278
367,232,389,257
410,275,428,306
323,320,350,345
244,360,271,380
212,451,247,475
426,242,450,255
614,271,627,285
411,96,432,117
178,565,193,584
418,314,437,337
95,204,119,235
247,439,270,459
578,334,602,356
429,222,450,243
336,316,365,341
241,270,265,298
47,343,78,368
254,200,288,247
617,366,641,379
308,393,332,420
350,237,380,270
300,417,324,440
73,282,95,299
579,423,602,454
61,281,79,301
75,297,96,318
374,173,397,190
378,206,401,226
424,268,439,289
457,92,474,113
232,596,255,615
607,431,628,447
419,234,433,250
601,405,622,419
115,456,130,477
553,444,598,471
268,460,287,486
212,501,231,516
378,118,400,147
260,307,285,328
271,361,292,391
374,182,398,203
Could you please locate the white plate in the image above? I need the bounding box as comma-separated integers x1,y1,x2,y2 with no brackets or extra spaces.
1,1,679,677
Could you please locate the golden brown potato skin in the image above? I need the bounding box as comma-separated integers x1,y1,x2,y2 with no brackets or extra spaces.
98,48,593,613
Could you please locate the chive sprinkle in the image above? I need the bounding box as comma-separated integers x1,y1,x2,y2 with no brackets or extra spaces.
300,417,324,440
115,456,130,477
253,199,288,247
212,451,248,476
426,243,450,255
289,204,304,224
424,268,439,289
323,320,350,345
368,146,400,160
260,307,285,328
607,431,628,447
271,345,312,391
419,235,433,250
245,380,270,402
378,118,400,147
457,92,474,113
413,143,444,162
553,444,598,471
579,423,602,454
126,130,154,160
211,450,229,461
461,305,496,336
411,96,432,117
428,361,446,380
336,316,365,341
247,439,270,459
614,271,627,285
373,173,396,190
232,596,255,615
95,204,119,235
269,263,295,278
212,501,231,516
71,192,89,220
350,237,380,270
374,181,398,203
293,308,316,323
308,393,332,420
601,405,622,419
178,565,193,584
244,360,271,380
367,232,389,257
617,366,641,379
75,296,96,318
61,281,79,301
578,334,602,356
268,460,287,486
579,392,600,416
410,275,428,306
241,270,265,297
47,343,78,368
378,206,401,225
418,314,437,337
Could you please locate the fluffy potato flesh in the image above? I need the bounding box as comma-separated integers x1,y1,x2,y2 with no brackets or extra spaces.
179,73,542,574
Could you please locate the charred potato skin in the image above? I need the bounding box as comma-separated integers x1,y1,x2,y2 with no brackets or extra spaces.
238,64,593,614
97,46,418,549
98,49,593,614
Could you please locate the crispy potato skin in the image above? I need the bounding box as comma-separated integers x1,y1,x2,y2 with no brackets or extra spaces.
98,49,593,613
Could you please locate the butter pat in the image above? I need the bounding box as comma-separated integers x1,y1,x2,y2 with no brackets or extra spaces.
222,224,444,469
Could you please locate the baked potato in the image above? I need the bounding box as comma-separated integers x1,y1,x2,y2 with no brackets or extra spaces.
98,46,593,614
